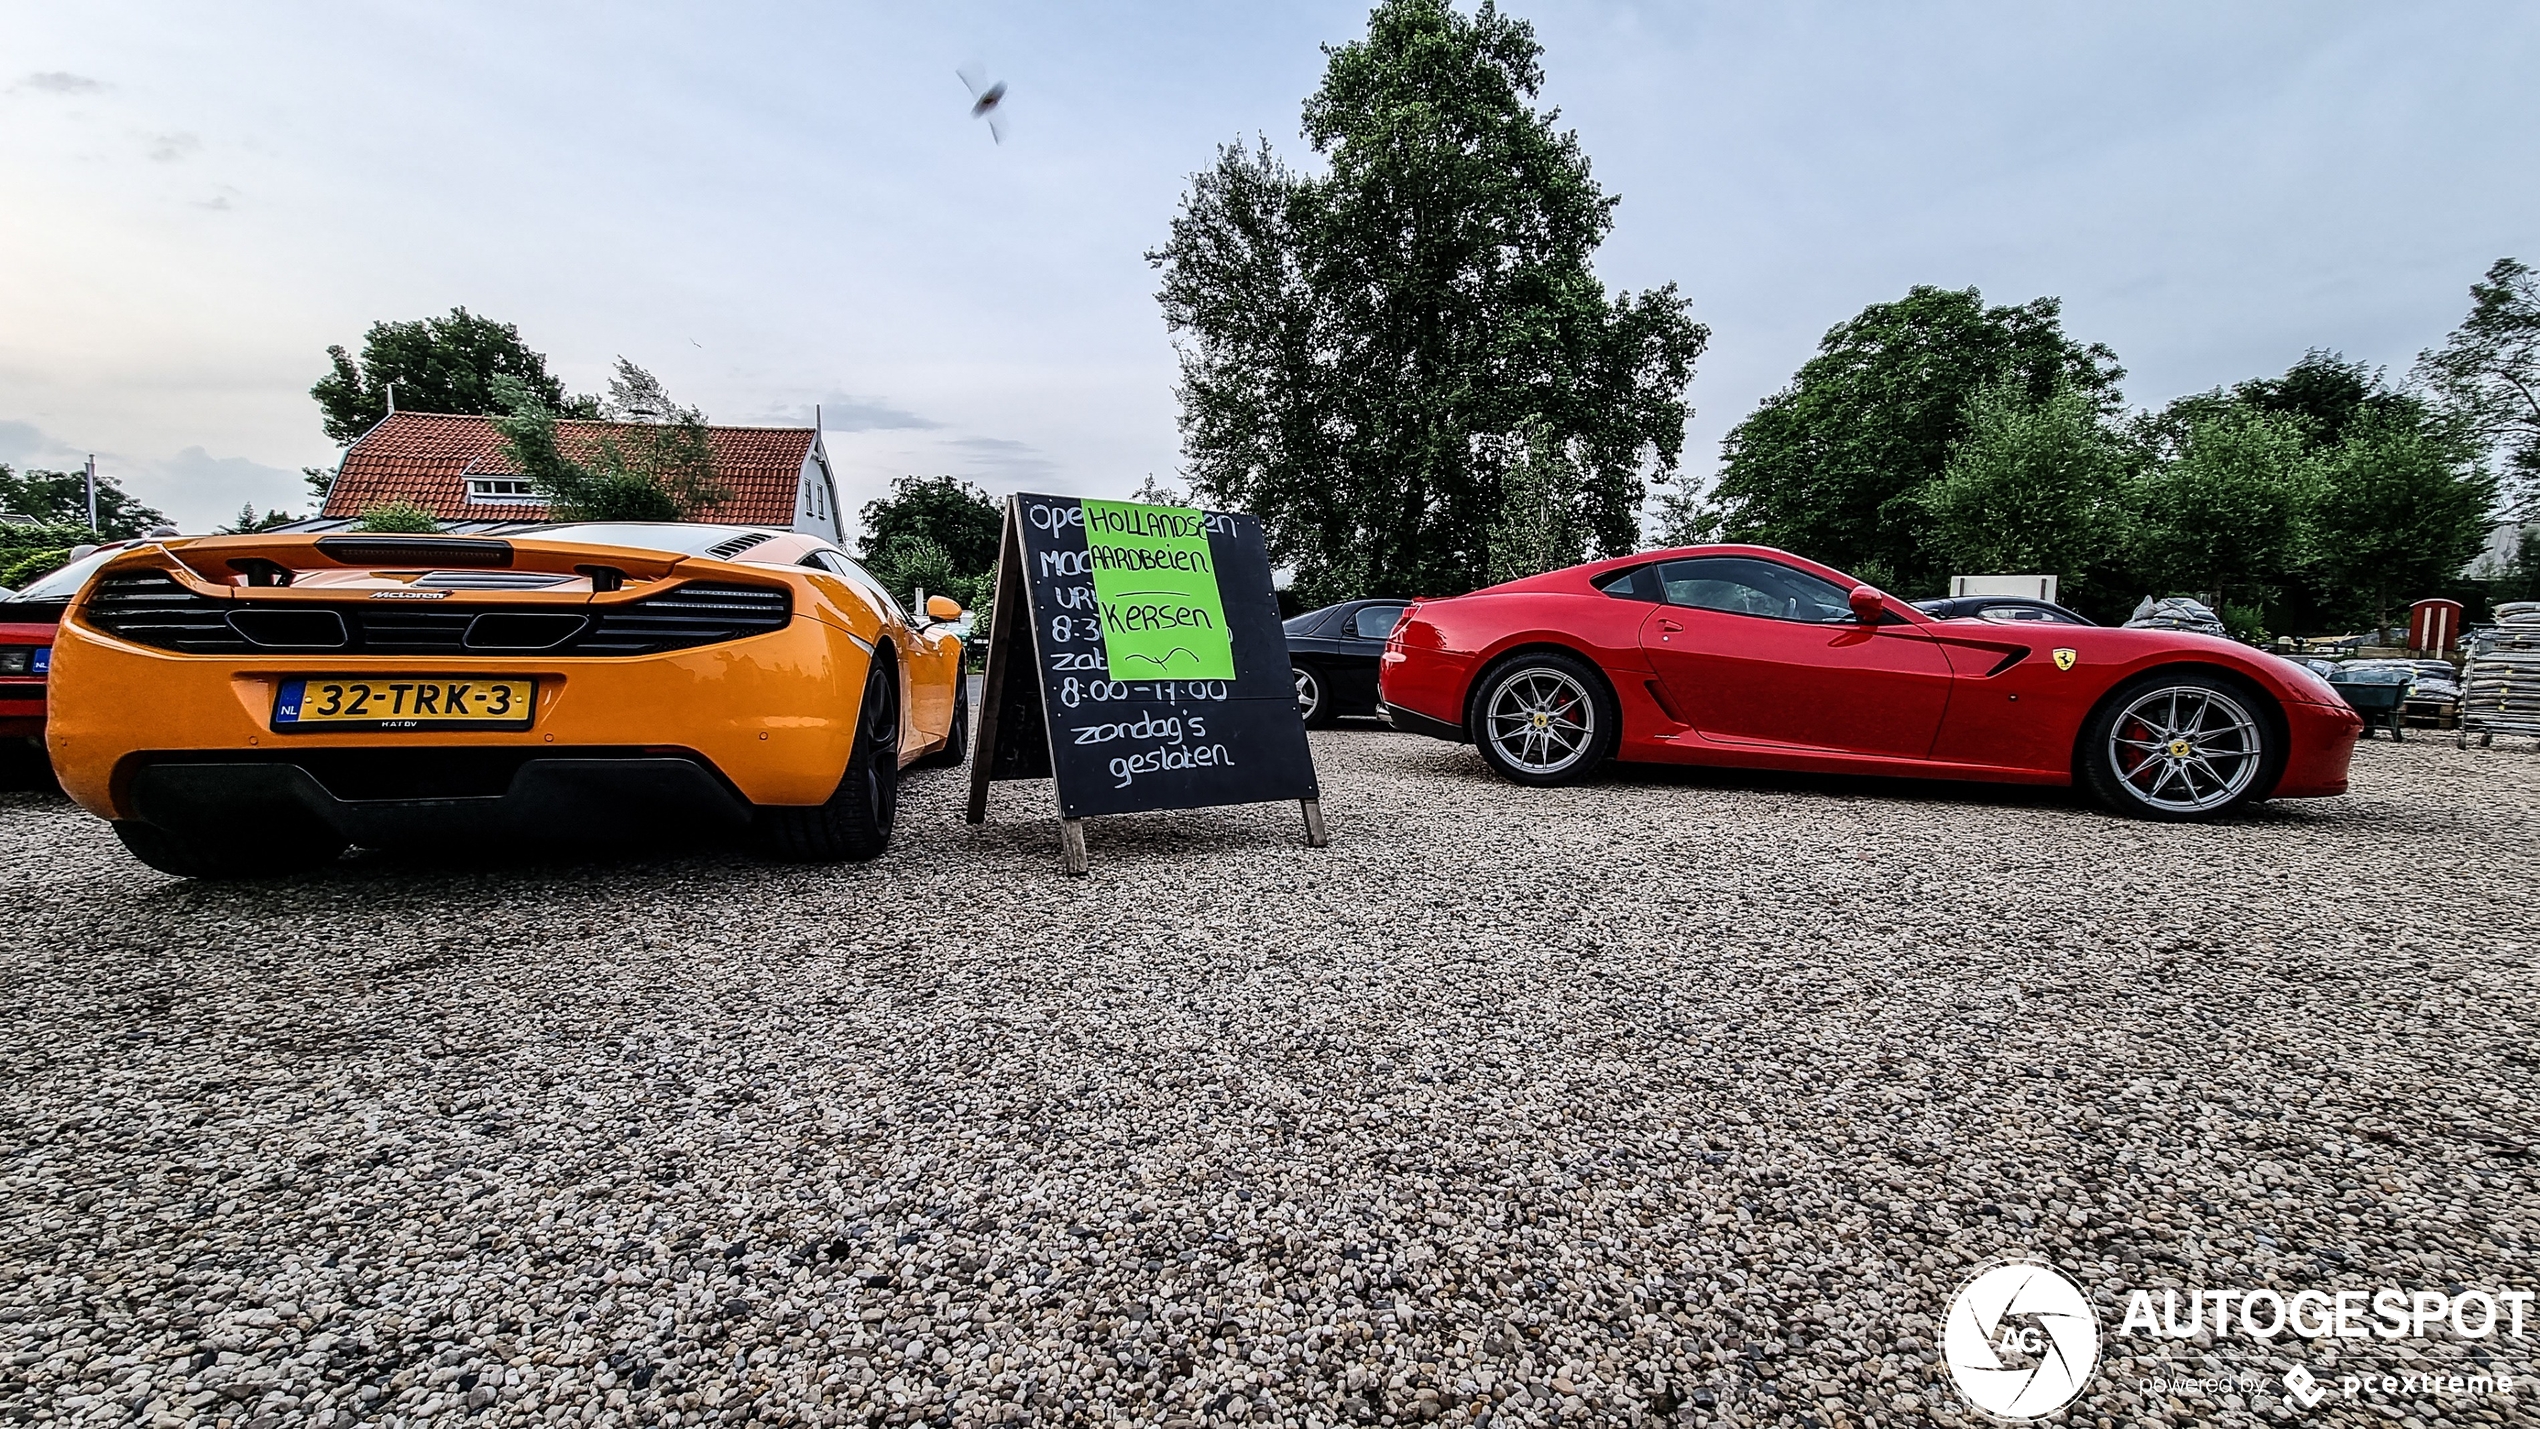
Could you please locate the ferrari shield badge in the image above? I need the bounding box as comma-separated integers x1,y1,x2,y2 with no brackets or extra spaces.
2052,648,2078,671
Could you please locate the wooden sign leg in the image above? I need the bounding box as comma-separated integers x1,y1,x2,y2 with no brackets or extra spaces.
1059,819,1090,877
1300,799,1330,848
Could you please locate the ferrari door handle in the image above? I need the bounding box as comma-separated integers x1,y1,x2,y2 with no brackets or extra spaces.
1656,619,1683,636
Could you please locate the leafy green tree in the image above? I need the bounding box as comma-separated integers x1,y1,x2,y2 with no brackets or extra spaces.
353,500,441,533
2306,412,2497,635
1642,483,1721,549
2146,350,2428,468
2415,257,2540,504
1152,0,1707,605
1708,285,2123,594
218,503,298,534
2125,406,2316,611
312,308,596,448
491,360,726,522
1484,420,1587,583
854,476,1002,585
1914,378,2130,600
0,463,171,538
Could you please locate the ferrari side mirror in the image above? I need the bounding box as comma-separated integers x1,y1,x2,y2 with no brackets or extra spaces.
926,594,965,623
1848,585,1887,623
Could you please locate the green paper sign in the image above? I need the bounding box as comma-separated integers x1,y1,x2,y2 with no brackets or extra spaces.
1082,499,1236,681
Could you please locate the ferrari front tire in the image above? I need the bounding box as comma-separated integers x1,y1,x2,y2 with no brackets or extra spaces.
2079,670,2279,821
1468,649,1616,787
757,657,900,862
112,819,345,879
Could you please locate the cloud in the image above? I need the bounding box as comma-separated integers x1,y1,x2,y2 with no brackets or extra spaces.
0,420,84,468
816,395,939,431
16,71,103,95
0,419,306,529
951,435,1056,480
147,131,201,162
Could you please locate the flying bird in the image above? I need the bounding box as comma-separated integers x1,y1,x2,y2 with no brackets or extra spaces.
958,65,1008,144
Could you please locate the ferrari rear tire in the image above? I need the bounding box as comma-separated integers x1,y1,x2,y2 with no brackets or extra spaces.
757,656,901,861
1293,663,1335,728
1468,649,1617,787
913,673,970,769
2079,669,2281,821
112,819,344,879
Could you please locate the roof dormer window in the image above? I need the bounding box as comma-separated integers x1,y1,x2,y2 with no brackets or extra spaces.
465,476,544,505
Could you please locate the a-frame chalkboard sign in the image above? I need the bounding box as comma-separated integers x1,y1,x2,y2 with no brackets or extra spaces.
964,493,1327,874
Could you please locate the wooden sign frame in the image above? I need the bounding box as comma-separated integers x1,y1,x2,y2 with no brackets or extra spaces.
965,494,1327,875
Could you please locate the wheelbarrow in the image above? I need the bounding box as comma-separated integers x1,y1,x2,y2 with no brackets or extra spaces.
2328,671,2410,740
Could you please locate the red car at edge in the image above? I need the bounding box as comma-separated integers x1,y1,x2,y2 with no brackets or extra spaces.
1377,545,2361,821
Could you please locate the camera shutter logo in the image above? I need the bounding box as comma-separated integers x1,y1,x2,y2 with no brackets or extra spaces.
1942,1258,2101,1420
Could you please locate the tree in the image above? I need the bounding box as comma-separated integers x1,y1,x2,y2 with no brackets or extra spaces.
1915,378,2130,598
1484,420,1587,583
0,463,172,538
0,463,171,538
1708,285,2123,594
218,503,298,534
854,476,1002,584
2415,257,2540,505
2306,412,2496,635
311,307,595,446
1151,1,1707,606
353,501,441,534
491,360,727,522
2125,406,2315,610
1642,483,1721,548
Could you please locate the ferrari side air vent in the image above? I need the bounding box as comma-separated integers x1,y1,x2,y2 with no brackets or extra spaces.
704,531,774,561
580,582,791,655
84,570,248,653
315,535,514,568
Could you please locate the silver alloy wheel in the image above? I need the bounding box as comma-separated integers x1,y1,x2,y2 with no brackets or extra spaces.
1484,666,1596,776
2107,684,2263,813
1293,665,1322,717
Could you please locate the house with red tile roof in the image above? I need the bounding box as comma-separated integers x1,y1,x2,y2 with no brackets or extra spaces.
314,410,845,542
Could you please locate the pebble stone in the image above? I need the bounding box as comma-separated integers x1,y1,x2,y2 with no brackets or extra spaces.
1,729,2534,1428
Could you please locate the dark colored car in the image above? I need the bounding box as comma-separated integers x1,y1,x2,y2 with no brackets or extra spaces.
1284,598,1409,725
1912,595,2095,626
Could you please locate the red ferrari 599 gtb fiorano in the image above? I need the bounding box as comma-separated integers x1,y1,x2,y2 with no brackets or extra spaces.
1377,546,2361,821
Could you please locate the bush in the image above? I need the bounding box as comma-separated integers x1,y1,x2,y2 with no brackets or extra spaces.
355,501,442,533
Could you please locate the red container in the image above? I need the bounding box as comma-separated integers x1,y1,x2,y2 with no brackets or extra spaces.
2409,598,2463,653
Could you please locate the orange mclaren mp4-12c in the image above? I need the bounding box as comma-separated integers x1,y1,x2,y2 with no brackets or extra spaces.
45,524,969,876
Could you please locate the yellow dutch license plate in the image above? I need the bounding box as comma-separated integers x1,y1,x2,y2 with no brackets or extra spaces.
274,676,535,731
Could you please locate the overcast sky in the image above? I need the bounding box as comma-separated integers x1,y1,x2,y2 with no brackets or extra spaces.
2,1,2533,532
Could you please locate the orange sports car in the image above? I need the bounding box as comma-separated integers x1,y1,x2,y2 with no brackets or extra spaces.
46,523,969,877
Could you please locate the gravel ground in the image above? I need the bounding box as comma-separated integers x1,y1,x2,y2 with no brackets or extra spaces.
3,725,2535,1429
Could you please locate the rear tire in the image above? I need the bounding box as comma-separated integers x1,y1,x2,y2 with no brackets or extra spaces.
1466,649,1617,787
2078,670,2282,821
913,674,970,769
1294,663,1335,728
756,655,900,861
112,819,344,879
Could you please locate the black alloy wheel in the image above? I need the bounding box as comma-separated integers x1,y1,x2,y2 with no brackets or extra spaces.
757,655,901,861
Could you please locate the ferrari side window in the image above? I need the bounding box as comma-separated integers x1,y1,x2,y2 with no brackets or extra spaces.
1593,566,1659,602
1654,557,1852,623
